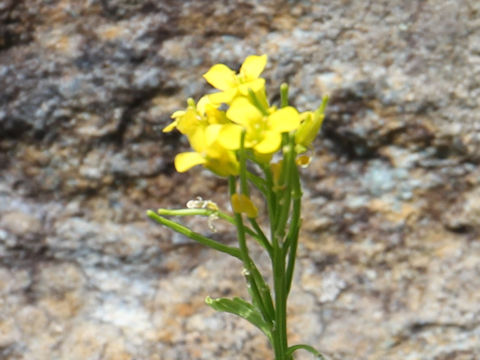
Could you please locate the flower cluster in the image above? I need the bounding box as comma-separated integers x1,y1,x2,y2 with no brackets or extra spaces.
164,55,326,177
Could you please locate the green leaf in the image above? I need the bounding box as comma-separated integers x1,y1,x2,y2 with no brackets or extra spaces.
286,344,327,359
205,296,272,340
146,210,241,259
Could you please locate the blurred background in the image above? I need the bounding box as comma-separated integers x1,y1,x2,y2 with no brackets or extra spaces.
1,0,480,359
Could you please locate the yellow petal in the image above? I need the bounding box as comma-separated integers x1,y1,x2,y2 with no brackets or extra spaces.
218,123,243,150
253,151,274,164
268,106,300,133
174,152,206,172
163,120,177,132
176,108,199,136
205,150,239,177
203,64,237,91
189,127,207,153
171,110,185,118
231,193,258,218
205,124,222,146
238,78,266,96
196,95,211,115
205,105,228,124
254,131,281,154
205,142,225,160
240,54,267,81
208,88,238,105
226,97,263,127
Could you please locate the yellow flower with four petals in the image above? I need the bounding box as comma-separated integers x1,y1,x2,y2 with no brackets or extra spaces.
203,54,268,105
219,97,300,157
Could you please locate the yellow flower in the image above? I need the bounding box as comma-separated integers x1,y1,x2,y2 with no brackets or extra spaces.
163,96,227,136
165,97,239,176
203,55,268,105
219,97,301,156
231,193,258,218
163,98,199,135
174,124,239,177
165,55,325,177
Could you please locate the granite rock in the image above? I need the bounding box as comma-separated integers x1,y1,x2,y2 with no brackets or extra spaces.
1,0,480,359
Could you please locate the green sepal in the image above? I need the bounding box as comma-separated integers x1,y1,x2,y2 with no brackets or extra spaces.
286,344,327,359
295,143,308,154
205,296,272,341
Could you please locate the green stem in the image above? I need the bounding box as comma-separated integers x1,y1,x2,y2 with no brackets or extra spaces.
285,164,302,295
235,211,268,315
246,170,267,195
235,134,277,338
272,242,289,360
238,138,277,322
269,133,298,360
239,131,249,196
248,218,273,257
262,166,277,238
274,135,295,243
146,210,241,259
229,176,275,325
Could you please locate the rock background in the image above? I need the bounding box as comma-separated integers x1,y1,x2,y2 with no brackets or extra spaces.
1,0,480,359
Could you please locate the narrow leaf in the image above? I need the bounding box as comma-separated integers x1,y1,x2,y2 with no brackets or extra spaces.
205,296,272,340
146,210,241,259
286,344,327,359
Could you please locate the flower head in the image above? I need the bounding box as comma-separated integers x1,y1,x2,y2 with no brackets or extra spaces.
165,55,326,177
203,55,268,105
165,97,238,176
174,124,239,177
163,96,227,136
219,96,300,157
